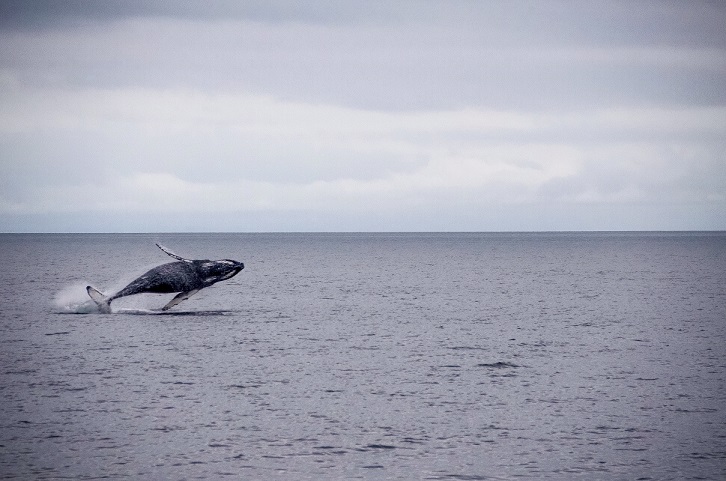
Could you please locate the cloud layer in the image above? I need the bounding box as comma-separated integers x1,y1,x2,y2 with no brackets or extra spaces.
1,1,724,231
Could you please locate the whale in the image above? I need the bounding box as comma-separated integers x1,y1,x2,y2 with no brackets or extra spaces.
86,243,244,313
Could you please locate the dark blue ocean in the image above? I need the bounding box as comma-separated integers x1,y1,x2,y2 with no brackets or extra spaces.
1,232,724,480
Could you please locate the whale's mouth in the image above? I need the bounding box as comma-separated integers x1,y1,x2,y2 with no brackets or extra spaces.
218,265,243,281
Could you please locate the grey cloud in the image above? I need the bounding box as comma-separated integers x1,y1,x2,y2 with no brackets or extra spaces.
2,1,725,45
0,0,483,30
2,5,725,111
1,1,724,232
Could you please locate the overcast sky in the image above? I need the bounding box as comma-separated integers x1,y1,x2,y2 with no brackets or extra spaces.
1,0,724,232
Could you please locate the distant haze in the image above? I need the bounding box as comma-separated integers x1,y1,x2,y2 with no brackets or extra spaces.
1,1,724,232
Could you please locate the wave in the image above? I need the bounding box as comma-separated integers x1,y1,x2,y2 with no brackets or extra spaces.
115,309,238,316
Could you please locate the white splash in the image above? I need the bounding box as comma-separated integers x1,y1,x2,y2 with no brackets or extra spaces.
53,282,100,314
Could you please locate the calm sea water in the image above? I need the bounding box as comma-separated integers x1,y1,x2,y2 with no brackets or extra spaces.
0,232,724,480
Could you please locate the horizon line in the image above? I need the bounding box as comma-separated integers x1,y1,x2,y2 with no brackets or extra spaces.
1,230,725,235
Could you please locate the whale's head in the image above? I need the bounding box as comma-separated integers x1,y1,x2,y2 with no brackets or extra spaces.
199,259,245,284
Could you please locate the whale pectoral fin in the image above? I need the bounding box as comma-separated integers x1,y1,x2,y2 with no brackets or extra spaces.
86,286,112,313
156,243,193,263
161,289,200,311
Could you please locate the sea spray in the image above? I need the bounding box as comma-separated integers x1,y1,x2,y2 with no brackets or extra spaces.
53,282,99,314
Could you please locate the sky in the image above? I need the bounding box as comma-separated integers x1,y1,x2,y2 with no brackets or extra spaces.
0,0,725,232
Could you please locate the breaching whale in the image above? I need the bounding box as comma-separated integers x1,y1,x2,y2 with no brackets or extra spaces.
86,243,244,313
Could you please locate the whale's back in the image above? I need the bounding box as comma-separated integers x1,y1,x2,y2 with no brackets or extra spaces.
113,261,203,298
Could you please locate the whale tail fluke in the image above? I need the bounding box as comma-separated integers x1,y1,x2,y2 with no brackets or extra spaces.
86,286,112,313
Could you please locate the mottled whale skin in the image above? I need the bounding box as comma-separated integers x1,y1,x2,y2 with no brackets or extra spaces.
86,244,244,313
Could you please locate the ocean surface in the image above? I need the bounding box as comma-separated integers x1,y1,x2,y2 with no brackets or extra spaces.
0,232,724,480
